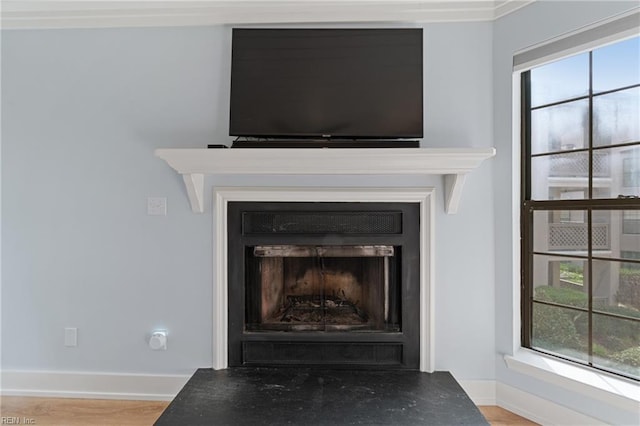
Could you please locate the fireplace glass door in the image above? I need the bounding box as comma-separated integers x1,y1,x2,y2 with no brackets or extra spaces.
245,245,400,333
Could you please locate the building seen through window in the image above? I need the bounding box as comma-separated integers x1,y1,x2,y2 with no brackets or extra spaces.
522,36,640,380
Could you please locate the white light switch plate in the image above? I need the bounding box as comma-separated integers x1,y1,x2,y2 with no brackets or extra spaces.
65,327,77,347
147,197,167,216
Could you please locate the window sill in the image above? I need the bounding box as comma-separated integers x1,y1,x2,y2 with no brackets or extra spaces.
504,349,639,412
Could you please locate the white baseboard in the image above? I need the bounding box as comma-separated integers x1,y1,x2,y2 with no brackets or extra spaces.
0,370,191,401
496,382,604,425
459,379,606,425
458,380,496,406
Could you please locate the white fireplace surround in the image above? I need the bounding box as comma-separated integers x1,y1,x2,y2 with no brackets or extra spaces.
212,186,435,371
155,147,496,371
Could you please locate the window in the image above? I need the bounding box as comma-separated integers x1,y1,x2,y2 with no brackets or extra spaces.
521,36,640,380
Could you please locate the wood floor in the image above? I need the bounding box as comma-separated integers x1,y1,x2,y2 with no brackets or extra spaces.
478,406,539,426
0,397,169,426
0,396,538,425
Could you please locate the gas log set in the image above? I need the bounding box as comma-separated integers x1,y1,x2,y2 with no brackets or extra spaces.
253,245,394,332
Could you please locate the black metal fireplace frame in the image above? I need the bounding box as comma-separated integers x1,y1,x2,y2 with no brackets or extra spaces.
227,202,420,369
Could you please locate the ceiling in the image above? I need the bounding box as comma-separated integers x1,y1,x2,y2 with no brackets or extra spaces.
1,0,536,29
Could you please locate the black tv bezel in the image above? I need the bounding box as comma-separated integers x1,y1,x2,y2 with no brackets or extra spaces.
228,28,424,141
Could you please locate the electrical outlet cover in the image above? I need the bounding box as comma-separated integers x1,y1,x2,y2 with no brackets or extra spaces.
149,330,167,350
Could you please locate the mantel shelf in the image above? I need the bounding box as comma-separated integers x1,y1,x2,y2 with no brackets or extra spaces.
155,147,496,214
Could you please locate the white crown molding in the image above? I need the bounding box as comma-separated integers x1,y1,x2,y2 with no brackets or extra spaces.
492,0,533,19
1,1,536,30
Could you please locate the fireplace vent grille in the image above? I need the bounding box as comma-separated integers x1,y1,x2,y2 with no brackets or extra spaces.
242,211,402,234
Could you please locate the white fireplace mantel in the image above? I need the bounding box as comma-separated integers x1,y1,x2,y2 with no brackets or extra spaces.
155,147,496,214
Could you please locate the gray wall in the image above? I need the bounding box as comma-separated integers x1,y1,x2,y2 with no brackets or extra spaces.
492,1,639,425
1,22,495,379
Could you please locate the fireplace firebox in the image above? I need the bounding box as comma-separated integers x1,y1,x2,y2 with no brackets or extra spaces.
228,202,420,369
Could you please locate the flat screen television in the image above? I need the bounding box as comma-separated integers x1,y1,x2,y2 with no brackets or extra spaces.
229,28,423,142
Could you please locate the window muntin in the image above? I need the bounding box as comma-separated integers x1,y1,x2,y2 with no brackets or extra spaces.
522,35,640,380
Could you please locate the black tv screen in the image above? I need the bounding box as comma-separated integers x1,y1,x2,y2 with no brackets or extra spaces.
229,28,423,140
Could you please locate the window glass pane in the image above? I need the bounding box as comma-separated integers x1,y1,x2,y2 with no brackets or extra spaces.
589,209,610,252
532,254,589,308
531,100,589,154
591,258,640,378
621,249,640,263
592,210,640,261
531,153,590,200
622,146,640,189
622,210,640,235
534,210,588,253
532,302,588,362
593,87,640,147
593,36,640,93
592,315,640,380
591,259,640,313
592,145,640,198
530,53,589,107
